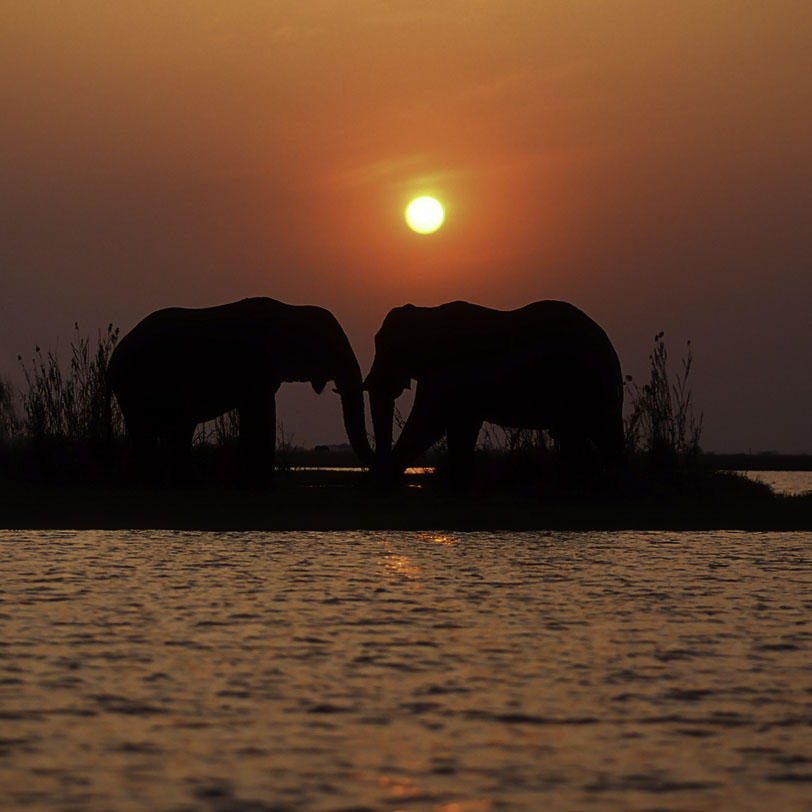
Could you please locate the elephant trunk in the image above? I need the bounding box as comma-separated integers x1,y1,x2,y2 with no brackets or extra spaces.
369,390,396,486
336,377,374,468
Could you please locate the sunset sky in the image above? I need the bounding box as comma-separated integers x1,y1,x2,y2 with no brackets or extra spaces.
2,1,810,453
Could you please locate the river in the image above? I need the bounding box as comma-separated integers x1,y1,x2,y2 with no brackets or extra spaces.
1,529,811,811
736,470,812,497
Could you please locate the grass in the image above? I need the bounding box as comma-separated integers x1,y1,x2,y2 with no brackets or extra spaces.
3,324,123,480
623,331,703,468
0,376,18,444
18,322,123,445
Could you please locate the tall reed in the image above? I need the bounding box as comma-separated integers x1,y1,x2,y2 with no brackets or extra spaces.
17,323,123,452
624,332,703,467
0,376,19,443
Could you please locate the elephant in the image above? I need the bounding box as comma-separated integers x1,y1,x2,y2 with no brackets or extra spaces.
364,300,624,487
108,297,372,482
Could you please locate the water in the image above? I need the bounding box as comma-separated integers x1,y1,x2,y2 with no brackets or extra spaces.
736,470,812,497
1,529,811,812
291,468,812,495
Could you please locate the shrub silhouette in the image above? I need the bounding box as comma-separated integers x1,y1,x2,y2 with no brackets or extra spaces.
11,324,125,478
0,376,19,443
624,332,703,468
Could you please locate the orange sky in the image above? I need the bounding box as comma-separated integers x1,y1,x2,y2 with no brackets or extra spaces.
2,2,811,451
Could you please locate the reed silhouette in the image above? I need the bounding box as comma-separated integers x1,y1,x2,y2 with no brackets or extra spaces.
624,331,703,469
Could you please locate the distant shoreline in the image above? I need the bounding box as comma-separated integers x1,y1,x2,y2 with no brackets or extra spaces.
702,453,812,471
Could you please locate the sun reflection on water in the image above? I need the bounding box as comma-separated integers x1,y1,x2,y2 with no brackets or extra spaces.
416,532,461,546
376,533,463,589
378,771,492,811
435,801,493,812
378,540,420,586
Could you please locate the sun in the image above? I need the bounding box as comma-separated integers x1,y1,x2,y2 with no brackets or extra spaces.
405,196,444,234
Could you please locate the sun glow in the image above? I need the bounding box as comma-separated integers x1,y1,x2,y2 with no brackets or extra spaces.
405,197,444,234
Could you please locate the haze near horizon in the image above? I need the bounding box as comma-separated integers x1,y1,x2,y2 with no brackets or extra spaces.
2,2,810,453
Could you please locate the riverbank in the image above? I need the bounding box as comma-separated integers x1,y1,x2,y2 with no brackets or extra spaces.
2,468,810,531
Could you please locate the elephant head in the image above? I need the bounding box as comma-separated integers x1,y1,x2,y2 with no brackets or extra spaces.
296,305,374,468
364,301,493,479
363,304,422,478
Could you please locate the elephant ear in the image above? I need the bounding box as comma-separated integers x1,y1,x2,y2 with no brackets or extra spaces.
311,377,328,394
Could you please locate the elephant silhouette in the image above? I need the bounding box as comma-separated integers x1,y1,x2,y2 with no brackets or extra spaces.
108,297,372,483
364,300,624,487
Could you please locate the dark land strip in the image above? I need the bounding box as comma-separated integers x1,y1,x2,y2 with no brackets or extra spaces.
2,469,810,531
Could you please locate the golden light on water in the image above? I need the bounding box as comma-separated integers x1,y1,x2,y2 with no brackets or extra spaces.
378,540,420,587
377,534,462,589
405,196,444,234
416,532,460,546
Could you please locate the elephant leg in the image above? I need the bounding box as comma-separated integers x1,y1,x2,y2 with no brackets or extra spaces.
446,416,483,489
238,389,276,485
596,416,626,474
165,420,196,482
121,409,159,483
557,429,594,486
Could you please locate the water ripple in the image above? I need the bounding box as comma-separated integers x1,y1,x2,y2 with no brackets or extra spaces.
0,529,810,811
